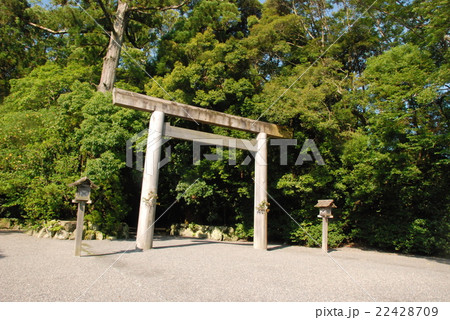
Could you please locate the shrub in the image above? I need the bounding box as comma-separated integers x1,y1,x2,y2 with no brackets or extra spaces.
290,221,347,248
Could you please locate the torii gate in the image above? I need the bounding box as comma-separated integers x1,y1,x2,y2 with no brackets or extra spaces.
113,88,292,250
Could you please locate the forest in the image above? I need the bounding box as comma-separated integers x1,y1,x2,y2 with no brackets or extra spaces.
0,0,448,256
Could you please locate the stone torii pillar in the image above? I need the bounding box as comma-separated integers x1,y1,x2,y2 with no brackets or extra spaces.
136,111,165,250
254,132,268,249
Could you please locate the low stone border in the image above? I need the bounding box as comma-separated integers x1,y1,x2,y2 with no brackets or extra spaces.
0,218,24,231
169,223,241,241
0,218,129,240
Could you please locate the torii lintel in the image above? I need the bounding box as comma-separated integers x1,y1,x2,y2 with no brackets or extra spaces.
113,88,292,139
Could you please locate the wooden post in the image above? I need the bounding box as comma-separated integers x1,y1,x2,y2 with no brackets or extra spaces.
74,202,86,257
315,199,336,253
322,217,329,252
136,111,165,250
69,177,96,257
254,132,268,250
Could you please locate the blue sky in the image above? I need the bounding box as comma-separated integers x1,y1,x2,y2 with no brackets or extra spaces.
34,0,267,7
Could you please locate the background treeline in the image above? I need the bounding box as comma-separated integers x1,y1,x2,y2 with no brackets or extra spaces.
0,0,448,256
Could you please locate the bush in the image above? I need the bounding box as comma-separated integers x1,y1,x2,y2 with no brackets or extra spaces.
394,219,450,256
290,221,347,248
0,64,146,237
234,222,253,239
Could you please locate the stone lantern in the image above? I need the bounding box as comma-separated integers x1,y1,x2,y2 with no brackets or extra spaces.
315,199,337,252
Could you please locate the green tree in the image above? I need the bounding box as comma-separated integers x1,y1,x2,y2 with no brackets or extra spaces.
0,62,94,223
339,44,449,254
0,0,50,100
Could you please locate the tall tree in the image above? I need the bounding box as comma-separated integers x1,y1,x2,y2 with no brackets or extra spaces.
97,0,191,92
23,0,190,92
0,0,49,100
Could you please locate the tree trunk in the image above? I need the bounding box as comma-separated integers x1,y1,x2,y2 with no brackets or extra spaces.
98,0,128,92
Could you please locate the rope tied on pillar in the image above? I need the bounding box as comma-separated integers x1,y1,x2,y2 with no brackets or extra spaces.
256,200,270,215
143,191,159,207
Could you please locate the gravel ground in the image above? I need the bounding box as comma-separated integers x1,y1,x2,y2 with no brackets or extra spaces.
0,230,448,302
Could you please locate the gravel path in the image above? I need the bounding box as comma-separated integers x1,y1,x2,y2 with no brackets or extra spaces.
0,230,448,302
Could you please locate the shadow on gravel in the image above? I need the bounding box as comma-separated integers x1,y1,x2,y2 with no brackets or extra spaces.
268,244,338,252
268,244,290,251
0,250,5,259
350,245,450,266
0,230,23,235
82,248,142,257
419,256,450,266
154,239,253,250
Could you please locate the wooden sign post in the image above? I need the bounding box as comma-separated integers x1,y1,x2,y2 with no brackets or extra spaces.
315,199,337,252
69,177,97,256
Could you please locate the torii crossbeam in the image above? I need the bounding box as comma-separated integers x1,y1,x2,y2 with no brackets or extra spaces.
113,88,292,250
